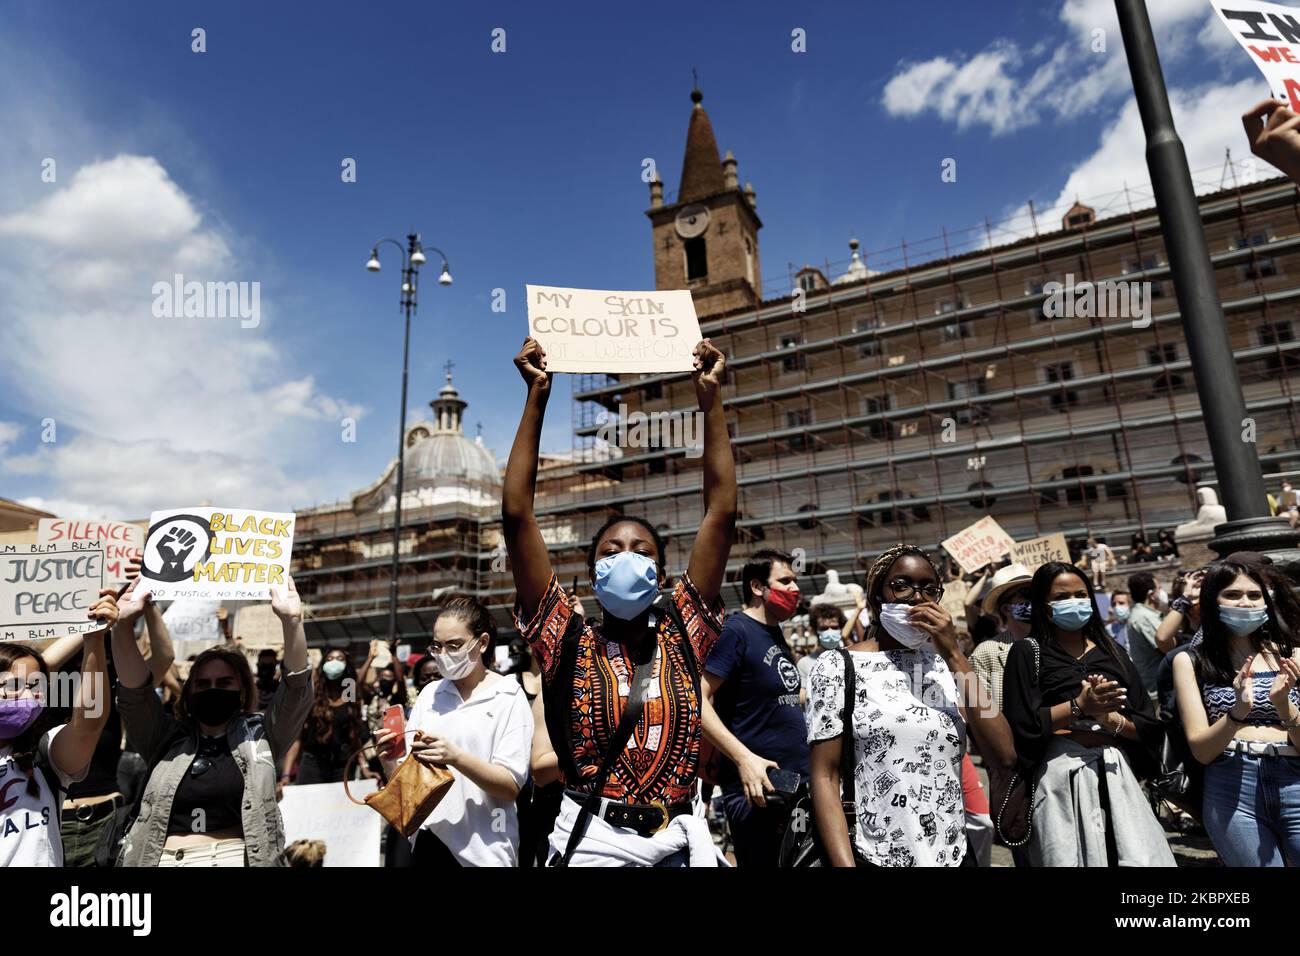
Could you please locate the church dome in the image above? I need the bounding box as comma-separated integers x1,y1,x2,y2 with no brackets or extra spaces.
351,367,502,513
403,430,501,488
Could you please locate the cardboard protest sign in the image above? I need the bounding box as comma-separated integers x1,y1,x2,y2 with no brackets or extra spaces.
526,284,701,374
233,603,284,654
1009,532,1071,571
941,516,1015,575
280,781,381,867
939,578,970,624
1,542,105,643
1212,0,1300,109
163,598,224,661
137,508,294,600
38,519,143,587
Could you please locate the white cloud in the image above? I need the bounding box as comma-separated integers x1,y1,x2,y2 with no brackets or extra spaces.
0,421,20,456
0,153,364,517
985,77,1262,247
881,0,1233,134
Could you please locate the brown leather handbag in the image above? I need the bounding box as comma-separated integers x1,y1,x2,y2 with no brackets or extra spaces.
343,732,454,838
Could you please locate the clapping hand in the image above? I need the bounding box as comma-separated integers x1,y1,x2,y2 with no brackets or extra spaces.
1230,654,1256,721
1268,658,1300,718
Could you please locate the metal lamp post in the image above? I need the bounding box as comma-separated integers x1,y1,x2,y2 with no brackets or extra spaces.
1115,0,1300,573
366,233,453,648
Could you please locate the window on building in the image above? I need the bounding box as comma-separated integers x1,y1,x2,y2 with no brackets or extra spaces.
863,394,891,439
1062,465,1099,504
1259,320,1300,373
855,313,883,358
1171,452,1206,485
1236,232,1278,282
799,272,818,293
797,503,819,530
1042,361,1079,410
967,480,997,509
684,236,707,281
643,380,663,401
948,378,990,424
786,408,811,452
1125,255,1165,297
780,334,807,373
647,456,667,475
1146,342,1184,390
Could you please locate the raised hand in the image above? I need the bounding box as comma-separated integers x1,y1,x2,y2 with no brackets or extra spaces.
692,338,727,404
86,588,120,632
1243,99,1300,184
514,336,552,393
115,575,152,626
158,527,197,574
269,574,302,622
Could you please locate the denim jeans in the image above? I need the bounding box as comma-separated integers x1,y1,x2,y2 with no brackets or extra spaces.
1202,750,1300,867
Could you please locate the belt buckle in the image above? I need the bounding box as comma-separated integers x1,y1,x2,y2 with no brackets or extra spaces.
648,799,670,834
75,803,96,822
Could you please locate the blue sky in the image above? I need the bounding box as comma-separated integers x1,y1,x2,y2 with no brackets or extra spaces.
0,0,1280,519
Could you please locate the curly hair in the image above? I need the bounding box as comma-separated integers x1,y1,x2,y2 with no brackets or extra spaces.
301,649,366,756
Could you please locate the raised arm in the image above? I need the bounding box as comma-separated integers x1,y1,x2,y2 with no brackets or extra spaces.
502,336,557,619
684,339,737,604
48,591,118,780
142,598,175,687
266,576,313,762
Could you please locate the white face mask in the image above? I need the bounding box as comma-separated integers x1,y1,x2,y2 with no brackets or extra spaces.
878,603,932,649
432,640,481,680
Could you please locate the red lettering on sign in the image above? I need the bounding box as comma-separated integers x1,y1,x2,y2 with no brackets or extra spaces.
1286,77,1300,113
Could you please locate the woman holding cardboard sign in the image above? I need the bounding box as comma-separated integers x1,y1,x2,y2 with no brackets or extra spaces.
110,574,313,866
502,335,736,867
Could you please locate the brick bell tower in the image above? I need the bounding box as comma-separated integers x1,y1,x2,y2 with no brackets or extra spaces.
647,86,762,318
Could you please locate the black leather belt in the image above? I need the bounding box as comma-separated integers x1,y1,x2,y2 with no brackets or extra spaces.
564,789,693,837
62,795,122,825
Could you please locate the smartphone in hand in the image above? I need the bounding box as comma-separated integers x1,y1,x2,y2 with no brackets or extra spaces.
767,767,801,795
383,705,406,759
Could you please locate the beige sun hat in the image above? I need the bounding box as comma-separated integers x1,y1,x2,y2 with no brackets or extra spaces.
980,563,1034,616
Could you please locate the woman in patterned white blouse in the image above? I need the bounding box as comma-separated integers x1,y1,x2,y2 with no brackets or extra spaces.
807,545,1015,867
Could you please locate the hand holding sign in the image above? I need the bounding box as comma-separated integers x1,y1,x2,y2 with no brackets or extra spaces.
115,575,153,627
1243,98,1300,183
513,336,553,394
86,588,120,633
692,338,727,406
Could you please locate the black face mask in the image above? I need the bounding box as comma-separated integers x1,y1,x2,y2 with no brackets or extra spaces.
376,679,394,695
189,689,242,727
257,664,277,682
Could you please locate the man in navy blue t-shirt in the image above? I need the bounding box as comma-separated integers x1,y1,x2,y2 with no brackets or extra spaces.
701,548,810,867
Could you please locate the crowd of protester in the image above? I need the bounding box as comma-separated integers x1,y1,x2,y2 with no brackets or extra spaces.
9,92,1300,865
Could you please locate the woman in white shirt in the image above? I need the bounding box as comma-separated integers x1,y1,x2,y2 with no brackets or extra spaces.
807,545,1014,867
376,594,533,867
0,588,119,867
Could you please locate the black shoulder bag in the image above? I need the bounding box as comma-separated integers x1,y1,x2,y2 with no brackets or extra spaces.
779,647,865,867
991,637,1039,847
547,595,695,867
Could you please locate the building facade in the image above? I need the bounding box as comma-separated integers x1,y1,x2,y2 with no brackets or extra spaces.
292,89,1300,645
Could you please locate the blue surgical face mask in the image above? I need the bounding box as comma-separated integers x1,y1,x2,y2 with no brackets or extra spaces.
1219,605,1268,636
1114,605,1131,622
593,551,659,620
322,659,347,681
1010,602,1033,623
1049,598,1094,631
818,628,842,649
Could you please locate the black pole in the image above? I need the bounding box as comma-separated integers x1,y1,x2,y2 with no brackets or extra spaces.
1115,0,1300,569
386,234,419,649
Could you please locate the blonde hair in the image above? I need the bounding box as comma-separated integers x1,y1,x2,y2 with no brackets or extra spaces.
285,839,326,868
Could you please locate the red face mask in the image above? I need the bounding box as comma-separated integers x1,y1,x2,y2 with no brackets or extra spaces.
764,585,800,622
